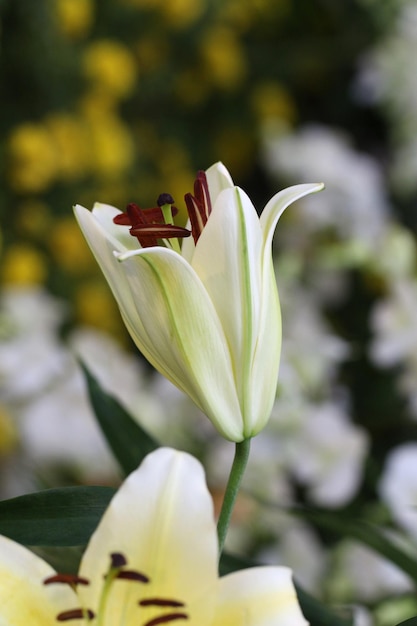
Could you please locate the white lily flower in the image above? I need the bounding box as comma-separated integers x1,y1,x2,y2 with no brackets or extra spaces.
74,163,323,441
0,448,308,625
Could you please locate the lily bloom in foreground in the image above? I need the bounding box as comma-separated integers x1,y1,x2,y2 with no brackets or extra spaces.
74,163,323,441
0,448,308,625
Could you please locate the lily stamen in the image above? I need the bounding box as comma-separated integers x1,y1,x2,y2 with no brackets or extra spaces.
139,598,186,607
115,569,150,582
56,608,95,621
184,170,212,243
113,201,188,250
143,613,189,626
44,574,90,587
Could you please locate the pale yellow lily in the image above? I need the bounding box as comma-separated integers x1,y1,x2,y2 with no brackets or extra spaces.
74,163,323,441
0,448,308,625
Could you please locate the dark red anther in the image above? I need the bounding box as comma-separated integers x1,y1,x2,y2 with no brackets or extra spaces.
110,552,128,568
57,608,95,621
113,203,181,247
143,613,189,626
140,598,185,607
184,171,212,244
116,569,150,583
44,574,89,587
130,224,191,241
157,193,175,206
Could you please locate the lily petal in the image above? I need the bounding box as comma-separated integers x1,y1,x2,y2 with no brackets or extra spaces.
213,567,309,626
91,203,137,251
181,162,234,262
260,182,325,258
74,204,146,333
191,186,263,427
247,182,325,436
205,161,235,201
114,247,244,440
79,448,217,624
0,535,78,626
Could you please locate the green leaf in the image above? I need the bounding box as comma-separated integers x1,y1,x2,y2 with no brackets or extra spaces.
291,507,417,584
395,619,417,626
81,362,159,475
0,486,114,546
220,552,352,626
31,546,84,575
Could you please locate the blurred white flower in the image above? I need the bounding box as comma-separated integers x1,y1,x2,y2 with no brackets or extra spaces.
262,124,388,246
279,284,350,397
0,287,68,402
356,2,417,194
366,223,416,284
370,279,417,367
0,285,186,493
69,326,166,438
257,522,327,596
19,371,119,483
379,443,417,538
370,279,417,417
285,403,368,507
331,539,413,602
352,605,374,626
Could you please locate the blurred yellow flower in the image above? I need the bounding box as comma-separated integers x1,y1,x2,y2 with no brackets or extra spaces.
8,124,57,194
83,40,138,100
160,0,205,29
49,218,95,273
16,201,51,239
174,68,210,107
45,113,89,181
55,0,94,38
220,0,289,31
1,244,47,286
120,0,160,7
75,281,125,337
213,127,254,178
135,36,168,73
200,27,246,90
85,114,135,179
251,81,296,124
0,406,18,455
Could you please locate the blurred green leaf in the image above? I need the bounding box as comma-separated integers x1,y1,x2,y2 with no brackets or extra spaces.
220,552,352,626
31,546,84,575
81,362,159,476
292,507,417,583
0,486,114,546
395,619,417,626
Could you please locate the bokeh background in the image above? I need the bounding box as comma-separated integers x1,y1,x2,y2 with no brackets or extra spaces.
2,0,417,623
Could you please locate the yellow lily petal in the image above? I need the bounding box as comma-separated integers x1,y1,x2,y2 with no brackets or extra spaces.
0,535,79,626
213,567,308,626
78,448,217,624
0,449,308,626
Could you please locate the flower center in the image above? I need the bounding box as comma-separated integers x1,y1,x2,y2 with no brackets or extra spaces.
44,552,189,625
113,170,212,250
113,197,190,252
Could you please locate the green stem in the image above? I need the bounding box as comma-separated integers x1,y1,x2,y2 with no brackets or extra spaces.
216,438,251,557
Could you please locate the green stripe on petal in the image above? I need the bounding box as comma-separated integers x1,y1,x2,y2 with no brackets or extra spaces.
191,187,263,423
116,248,245,441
